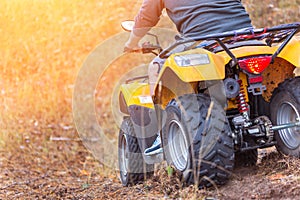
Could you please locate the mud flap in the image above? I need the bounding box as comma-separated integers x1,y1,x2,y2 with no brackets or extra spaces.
128,105,162,164
206,80,227,109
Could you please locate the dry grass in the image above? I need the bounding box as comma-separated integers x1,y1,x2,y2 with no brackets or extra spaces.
0,0,141,147
244,0,300,27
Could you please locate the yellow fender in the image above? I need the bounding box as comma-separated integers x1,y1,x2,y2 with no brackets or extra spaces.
159,48,226,83
119,82,154,113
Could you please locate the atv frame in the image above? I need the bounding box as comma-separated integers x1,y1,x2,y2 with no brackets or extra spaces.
118,22,300,188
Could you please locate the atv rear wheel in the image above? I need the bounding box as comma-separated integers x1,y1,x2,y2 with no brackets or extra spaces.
118,117,154,186
270,77,300,157
163,94,234,188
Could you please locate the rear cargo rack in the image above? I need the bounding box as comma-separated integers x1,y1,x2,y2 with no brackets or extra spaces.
159,22,300,65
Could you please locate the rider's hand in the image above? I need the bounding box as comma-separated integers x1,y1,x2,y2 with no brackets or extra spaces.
124,45,140,53
124,32,142,52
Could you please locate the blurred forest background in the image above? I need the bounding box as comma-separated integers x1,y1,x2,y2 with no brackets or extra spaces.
0,0,299,199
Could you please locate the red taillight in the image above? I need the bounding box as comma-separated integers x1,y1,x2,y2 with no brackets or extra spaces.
238,56,272,74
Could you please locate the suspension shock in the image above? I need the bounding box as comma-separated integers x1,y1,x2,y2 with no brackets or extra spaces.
236,80,250,121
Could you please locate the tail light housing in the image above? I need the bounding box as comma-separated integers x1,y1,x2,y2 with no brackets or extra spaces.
238,56,272,74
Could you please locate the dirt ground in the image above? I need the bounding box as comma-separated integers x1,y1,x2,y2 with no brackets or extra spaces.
1,135,299,200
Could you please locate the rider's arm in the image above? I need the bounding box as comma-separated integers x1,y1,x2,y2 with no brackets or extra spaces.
133,0,164,37
125,0,164,50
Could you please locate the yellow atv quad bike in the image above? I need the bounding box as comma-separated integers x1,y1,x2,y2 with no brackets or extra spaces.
118,22,300,188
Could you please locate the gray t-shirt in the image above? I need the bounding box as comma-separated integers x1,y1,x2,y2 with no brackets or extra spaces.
133,0,252,39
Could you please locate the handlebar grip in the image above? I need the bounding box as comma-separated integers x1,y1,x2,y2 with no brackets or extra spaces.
124,47,142,53
124,43,162,54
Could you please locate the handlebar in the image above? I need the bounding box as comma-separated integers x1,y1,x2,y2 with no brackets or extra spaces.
124,42,162,55
141,42,162,54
